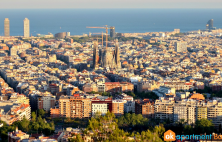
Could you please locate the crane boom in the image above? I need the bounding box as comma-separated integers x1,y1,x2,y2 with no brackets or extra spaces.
87,26,111,49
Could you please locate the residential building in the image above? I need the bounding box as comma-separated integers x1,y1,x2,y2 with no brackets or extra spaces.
155,98,174,121
38,93,56,111
91,96,112,116
196,106,207,120
112,100,125,117
115,93,135,113
59,95,91,118
135,99,155,118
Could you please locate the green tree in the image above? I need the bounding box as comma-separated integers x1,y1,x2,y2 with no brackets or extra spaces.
195,118,214,134
38,109,45,117
31,111,36,122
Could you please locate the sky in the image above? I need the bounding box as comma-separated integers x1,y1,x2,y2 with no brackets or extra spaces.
1,0,222,9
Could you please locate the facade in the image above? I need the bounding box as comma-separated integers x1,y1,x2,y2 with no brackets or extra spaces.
38,94,56,111
9,93,30,105
155,99,174,121
91,96,112,116
115,93,135,113
208,103,222,127
164,81,192,91
135,99,155,118
196,106,207,120
174,41,187,53
173,103,188,123
0,102,31,125
4,18,10,37
110,26,115,38
137,80,159,93
105,82,134,93
50,108,60,118
112,100,125,116
59,95,91,118
55,32,67,39
23,18,30,38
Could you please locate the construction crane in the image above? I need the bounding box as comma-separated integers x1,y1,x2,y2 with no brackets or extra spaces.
86,25,111,49
91,32,104,46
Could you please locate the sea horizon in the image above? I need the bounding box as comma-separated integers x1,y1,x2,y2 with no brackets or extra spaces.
0,8,222,36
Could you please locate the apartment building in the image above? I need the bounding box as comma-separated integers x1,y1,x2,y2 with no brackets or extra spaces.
155,98,174,121
164,81,193,91
91,96,112,116
9,93,30,105
38,93,56,111
208,102,222,127
137,80,160,93
59,95,91,118
0,101,31,125
112,100,125,117
115,93,135,113
196,107,208,120
135,99,155,118
50,107,60,118
173,103,188,123
105,82,134,93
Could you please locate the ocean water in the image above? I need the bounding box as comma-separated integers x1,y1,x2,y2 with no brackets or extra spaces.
0,9,222,36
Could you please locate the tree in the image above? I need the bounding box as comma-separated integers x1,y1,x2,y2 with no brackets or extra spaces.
31,112,36,122
195,118,214,134
38,109,45,117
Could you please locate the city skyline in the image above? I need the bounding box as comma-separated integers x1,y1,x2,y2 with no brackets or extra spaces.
1,0,222,9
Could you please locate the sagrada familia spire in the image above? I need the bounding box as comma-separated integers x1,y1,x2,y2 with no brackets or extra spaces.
93,39,121,69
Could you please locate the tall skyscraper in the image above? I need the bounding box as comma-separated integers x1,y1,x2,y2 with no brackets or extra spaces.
23,18,30,37
4,18,10,37
110,26,115,38
206,19,214,31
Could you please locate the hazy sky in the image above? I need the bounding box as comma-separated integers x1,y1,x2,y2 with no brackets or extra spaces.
1,0,222,9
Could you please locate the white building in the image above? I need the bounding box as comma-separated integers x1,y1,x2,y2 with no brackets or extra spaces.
92,103,108,116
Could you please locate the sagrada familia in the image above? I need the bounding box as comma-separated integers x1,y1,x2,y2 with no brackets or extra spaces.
93,40,121,69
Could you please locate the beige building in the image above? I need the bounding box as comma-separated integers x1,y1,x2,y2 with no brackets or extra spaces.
0,101,31,125
207,102,222,127
155,98,174,121
59,95,91,118
24,18,30,38
112,100,125,117
4,18,10,37
38,93,56,111
9,93,30,105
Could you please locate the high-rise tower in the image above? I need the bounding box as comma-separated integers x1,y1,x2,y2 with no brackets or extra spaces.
24,18,30,37
110,26,115,38
4,18,10,37
93,41,98,69
207,19,213,30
